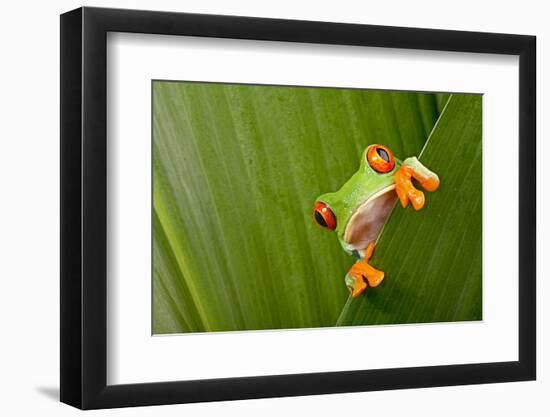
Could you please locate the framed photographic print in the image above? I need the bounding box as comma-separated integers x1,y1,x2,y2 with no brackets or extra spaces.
60,6,536,409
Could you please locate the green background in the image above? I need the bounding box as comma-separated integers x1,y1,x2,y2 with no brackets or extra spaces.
152,81,482,334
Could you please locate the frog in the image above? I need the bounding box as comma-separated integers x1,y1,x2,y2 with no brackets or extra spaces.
313,144,440,297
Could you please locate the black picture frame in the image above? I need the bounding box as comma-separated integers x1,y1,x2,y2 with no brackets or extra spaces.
60,6,536,410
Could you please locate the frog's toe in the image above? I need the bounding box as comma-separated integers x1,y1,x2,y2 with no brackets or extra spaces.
345,271,367,297
366,268,385,288
395,158,439,210
395,170,425,210
352,277,367,298
409,188,425,211
403,157,440,190
346,259,385,297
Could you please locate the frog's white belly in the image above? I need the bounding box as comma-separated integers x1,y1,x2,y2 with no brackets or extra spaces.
343,185,397,256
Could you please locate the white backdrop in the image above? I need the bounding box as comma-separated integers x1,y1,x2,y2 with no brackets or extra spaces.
0,0,546,416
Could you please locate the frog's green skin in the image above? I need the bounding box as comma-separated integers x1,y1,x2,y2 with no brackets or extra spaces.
316,147,433,258
314,145,439,296
316,147,402,259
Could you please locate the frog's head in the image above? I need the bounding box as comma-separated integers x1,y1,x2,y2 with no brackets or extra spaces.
313,144,401,258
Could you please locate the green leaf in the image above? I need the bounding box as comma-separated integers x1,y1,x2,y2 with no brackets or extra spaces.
336,94,482,326
435,92,451,114
153,82,444,333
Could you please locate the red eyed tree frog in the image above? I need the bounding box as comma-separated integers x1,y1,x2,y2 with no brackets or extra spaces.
313,144,440,297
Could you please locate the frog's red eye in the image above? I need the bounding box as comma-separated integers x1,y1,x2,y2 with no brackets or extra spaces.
367,144,395,173
314,202,336,230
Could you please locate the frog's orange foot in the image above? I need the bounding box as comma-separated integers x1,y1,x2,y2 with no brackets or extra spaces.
394,157,440,211
395,168,425,210
346,273,368,297
345,243,385,297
